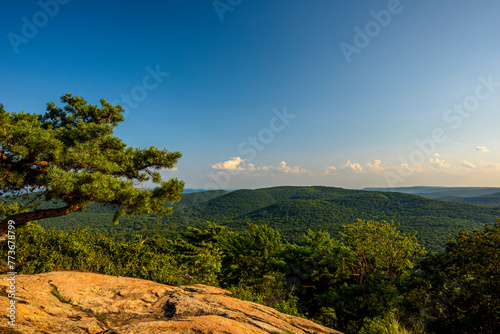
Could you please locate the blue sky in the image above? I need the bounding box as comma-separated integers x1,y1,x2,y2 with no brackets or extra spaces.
2,0,500,189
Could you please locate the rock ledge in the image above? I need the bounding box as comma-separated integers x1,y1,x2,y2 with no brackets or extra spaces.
0,271,342,334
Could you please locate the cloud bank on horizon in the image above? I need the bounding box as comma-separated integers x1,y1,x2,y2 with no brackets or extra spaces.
200,149,499,189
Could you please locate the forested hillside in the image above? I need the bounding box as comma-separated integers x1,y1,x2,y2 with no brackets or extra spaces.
18,186,500,253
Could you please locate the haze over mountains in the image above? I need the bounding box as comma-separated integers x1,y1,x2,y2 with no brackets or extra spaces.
32,186,500,253
364,186,500,206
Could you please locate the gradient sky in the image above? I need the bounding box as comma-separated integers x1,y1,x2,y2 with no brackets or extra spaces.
2,0,500,189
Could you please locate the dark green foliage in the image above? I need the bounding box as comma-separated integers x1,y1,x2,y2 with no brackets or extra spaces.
218,223,285,286
291,220,424,333
197,189,277,219
0,222,221,286
213,223,303,316
412,222,500,334
171,190,228,215
281,230,344,323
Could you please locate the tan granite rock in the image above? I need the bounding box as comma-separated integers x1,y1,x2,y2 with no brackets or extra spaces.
0,271,343,334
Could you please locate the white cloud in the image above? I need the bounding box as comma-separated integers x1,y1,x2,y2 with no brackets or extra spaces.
459,160,477,169
275,161,311,174
480,160,500,168
366,159,385,172
211,157,247,171
341,160,364,173
429,156,450,168
212,158,312,176
160,167,178,172
325,159,400,175
475,146,490,153
323,165,337,176
400,163,424,173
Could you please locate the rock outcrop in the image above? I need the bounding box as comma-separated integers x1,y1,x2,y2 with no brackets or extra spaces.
0,271,342,333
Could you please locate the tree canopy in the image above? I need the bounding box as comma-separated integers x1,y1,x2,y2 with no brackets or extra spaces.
0,93,184,235
416,221,500,333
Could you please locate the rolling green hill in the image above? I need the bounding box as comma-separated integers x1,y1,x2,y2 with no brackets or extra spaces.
4,186,500,253
194,189,277,219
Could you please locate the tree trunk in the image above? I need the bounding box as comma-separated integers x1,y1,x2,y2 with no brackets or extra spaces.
0,204,82,236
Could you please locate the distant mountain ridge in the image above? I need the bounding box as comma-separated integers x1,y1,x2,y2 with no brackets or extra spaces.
6,186,500,253
364,186,500,206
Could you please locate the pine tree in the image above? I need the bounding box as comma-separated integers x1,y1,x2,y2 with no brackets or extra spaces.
0,93,184,235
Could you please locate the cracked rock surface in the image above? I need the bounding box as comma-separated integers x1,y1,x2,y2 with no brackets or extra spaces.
0,271,343,334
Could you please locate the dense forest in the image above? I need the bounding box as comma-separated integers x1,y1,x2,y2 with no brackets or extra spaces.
27,186,500,253
1,218,499,334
